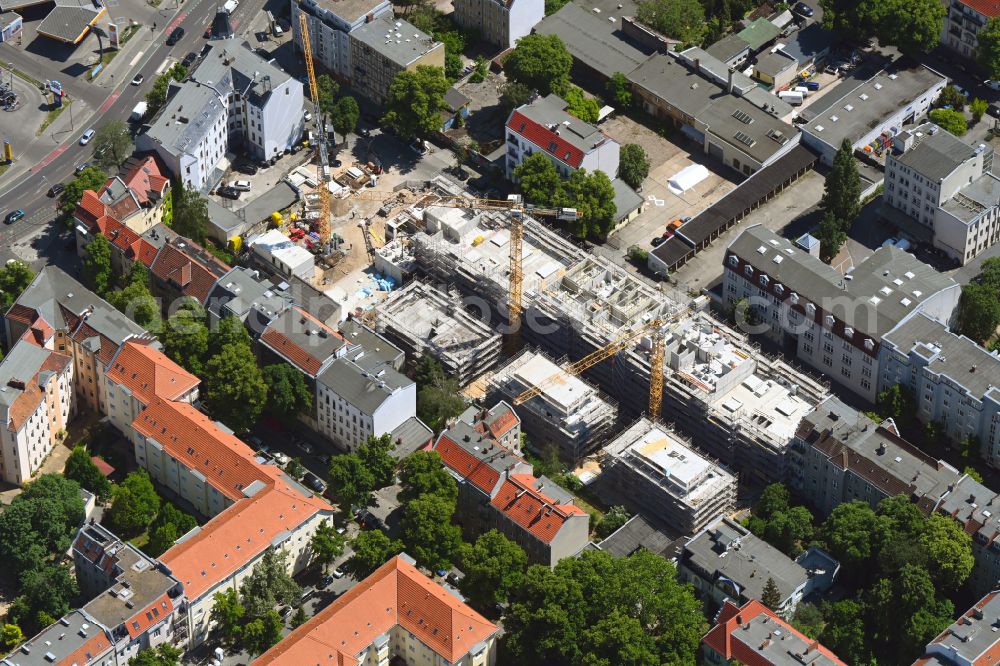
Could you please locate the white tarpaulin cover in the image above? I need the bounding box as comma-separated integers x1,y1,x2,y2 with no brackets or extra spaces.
668,164,710,194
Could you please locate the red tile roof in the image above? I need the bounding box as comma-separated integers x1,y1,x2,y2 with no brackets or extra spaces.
507,110,585,168
434,433,504,495
6,303,38,326
6,348,73,432
160,475,331,601
254,556,497,666
260,308,343,376
60,630,112,666
121,155,170,205
131,398,271,500
150,242,226,304
75,189,108,227
490,473,586,544
107,341,199,405
71,321,120,366
487,409,518,439
124,594,174,639
957,0,1000,17
703,600,847,666
91,455,115,477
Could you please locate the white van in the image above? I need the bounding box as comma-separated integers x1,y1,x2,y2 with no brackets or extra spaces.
222,0,238,13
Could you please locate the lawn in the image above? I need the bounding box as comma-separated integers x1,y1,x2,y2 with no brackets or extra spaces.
36,99,70,136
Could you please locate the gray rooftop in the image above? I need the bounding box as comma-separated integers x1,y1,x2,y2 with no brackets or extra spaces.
517,94,610,157
205,197,249,235
194,39,296,107
706,34,751,64
596,514,684,559
678,48,756,93
777,22,838,65
728,225,957,337
942,172,1000,223
389,416,433,458
262,306,349,368
208,266,294,328
338,319,404,367
144,83,227,159
36,0,102,43
534,0,652,79
317,346,413,415
883,312,1000,399
298,0,390,24
923,591,1000,665
802,65,946,152
436,419,527,477
1,610,111,666
729,609,845,666
755,51,797,78
349,15,440,67
627,55,795,164
0,340,56,411
683,516,808,604
612,177,643,221
892,123,978,182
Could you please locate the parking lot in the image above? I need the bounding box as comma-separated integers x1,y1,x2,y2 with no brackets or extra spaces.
599,115,740,253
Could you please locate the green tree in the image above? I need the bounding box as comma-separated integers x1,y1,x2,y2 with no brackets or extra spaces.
868,564,954,660
919,513,974,590
0,260,35,311
110,264,160,332
381,66,450,139
979,17,1000,78
821,139,861,226
558,168,617,239
60,166,107,218
763,505,814,557
503,550,704,666
242,610,284,657
459,530,528,607
617,144,649,190
820,501,885,574
203,343,268,432
358,433,396,490
240,550,300,620
470,56,488,83
500,81,534,112
505,34,573,96
636,0,706,44
209,588,245,647
310,519,346,573
83,233,114,297
284,457,305,480
0,474,85,576
564,85,599,123
162,299,209,375
146,64,187,114
208,315,249,357
328,453,375,513
816,211,847,264
170,181,210,244
580,610,659,666
761,577,781,610
972,97,989,123
262,363,313,424
316,74,339,117
929,107,968,136
146,503,197,557
0,624,23,652
876,0,944,54
108,470,161,536
820,600,870,665
398,451,457,505
414,356,466,432
290,607,308,628
956,282,1000,342
544,0,568,14
64,445,112,500
128,645,183,666
876,384,917,428
756,483,790,518
93,120,133,171
399,493,463,571
329,96,360,145
791,603,824,640
513,152,561,207
13,563,78,634
606,72,632,108
344,530,404,579
937,84,968,111
595,505,630,539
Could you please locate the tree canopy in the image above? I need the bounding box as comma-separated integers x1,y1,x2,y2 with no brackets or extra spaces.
128,645,183,666
821,139,861,226
345,530,404,579
979,17,1000,79
10,563,78,636
203,321,268,433
563,86,599,123
929,108,968,136
330,96,360,144
64,445,112,501
821,0,944,54
606,72,632,109
108,470,161,536
636,0,706,45
83,233,114,298
381,66,450,139
60,166,108,219
414,356,467,432
399,492,463,571
0,259,35,311
459,530,528,607
957,282,1000,343
162,299,210,375
328,453,376,513
262,363,313,424
0,474,85,576
240,550,300,620
146,503,197,557
514,154,617,239
504,34,572,96
310,519,346,573
93,120,133,171
618,144,649,190
170,181,210,244
110,262,160,332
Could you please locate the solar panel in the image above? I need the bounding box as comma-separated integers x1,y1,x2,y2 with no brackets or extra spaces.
732,109,754,125
733,131,756,147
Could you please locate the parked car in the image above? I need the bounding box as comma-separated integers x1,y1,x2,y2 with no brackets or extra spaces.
75,162,92,174
182,51,198,68
235,161,258,175
303,471,326,493
408,139,427,155
303,111,312,122
358,127,370,138
131,73,144,86
319,575,334,588
793,1,813,16
4,209,25,224
79,129,95,145
651,236,666,247
272,451,290,465
335,525,347,535
217,185,241,199
232,179,252,192
296,439,313,455
332,567,345,579
988,103,1000,119
47,183,65,197
804,80,821,91
166,27,185,45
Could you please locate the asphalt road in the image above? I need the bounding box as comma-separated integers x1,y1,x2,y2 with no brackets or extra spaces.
0,0,254,268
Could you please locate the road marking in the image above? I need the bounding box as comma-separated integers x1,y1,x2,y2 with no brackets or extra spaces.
129,50,146,68
99,90,121,113
30,144,68,174
167,12,187,32
155,58,173,75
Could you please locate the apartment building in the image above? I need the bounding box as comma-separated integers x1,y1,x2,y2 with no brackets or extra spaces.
433,409,591,567
915,590,1000,665
5,267,154,414
880,312,1000,465
600,418,737,535
505,93,620,180
255,555,498,666
702,600,848,666
136,40,303,191
678,516,839,618
205,266,294,332
149,235,231,307
291,0,393,80
0,339,73,485
723,224,960,403
315,344,416,452
452,0,542,48
884,123,1000,265
942,0,999,59
486,350,618,462
104,341,199,436
348,14,444,104
160,472,334,647
73,154,172,239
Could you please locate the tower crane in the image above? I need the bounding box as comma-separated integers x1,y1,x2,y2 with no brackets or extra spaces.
297,13,331,245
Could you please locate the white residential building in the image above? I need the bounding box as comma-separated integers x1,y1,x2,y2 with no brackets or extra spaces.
291,0,393,80
315,345,416,452
505,93,620,180
250,229,316,280
723,225,960,403
104,341,199,436
137,40,304,191
452,0,543,48
942,0,1000,59
884,123,1000,265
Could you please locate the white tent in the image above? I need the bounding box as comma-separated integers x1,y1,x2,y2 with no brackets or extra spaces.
667,164,710,194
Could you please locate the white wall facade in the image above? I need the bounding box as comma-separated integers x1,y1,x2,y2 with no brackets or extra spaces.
0,363,73,485
133,433,234,518
452,0,542,48
316,379,415,452
504,126,620,181
291,0,393,79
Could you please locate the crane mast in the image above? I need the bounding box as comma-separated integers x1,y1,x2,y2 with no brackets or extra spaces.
297,13,331,245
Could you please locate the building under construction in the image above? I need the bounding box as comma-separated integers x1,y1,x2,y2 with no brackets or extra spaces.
374,280,501,385
487,350,618,462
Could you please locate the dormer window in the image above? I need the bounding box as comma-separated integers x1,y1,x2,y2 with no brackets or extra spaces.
790,292,799,304
824,315,835,327
844,326,854,338
775,284,784,295
729,255,739,267
805,303,816,316
759,275,769,286
744,265,753,277
864,338,875,351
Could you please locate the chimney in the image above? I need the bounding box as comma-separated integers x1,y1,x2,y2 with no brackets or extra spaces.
694,57,700,73
727,68,734,94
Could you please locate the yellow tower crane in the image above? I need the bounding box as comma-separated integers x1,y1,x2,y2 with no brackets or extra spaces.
297,13,331,245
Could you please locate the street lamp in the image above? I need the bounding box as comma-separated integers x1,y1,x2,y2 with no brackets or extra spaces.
92,26,107,67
